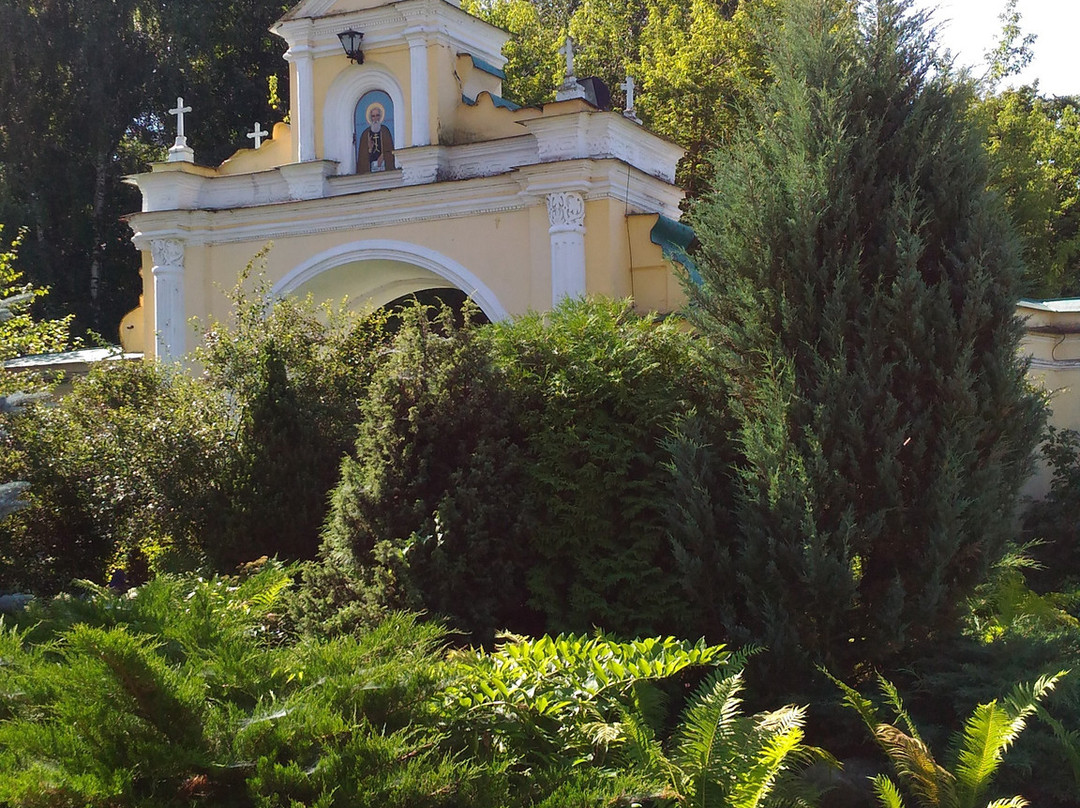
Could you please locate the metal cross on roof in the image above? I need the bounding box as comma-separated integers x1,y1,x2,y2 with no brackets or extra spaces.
168,97,192,143
247,122,269,149
619,76,637,112
559,36,576,80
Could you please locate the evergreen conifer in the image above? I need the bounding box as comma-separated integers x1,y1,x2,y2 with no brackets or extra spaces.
687,0,1044,676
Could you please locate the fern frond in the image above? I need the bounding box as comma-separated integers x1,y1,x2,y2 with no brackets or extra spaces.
1035,704,1080,785
615,710,677,783
824,669,879,731
983,798,1028,808
874,723,955,808
878,677,923,744
871,774,907,808
728,706,807,808
953,672,1063,808
673,669,746,808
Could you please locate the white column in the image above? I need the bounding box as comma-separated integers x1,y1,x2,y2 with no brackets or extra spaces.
150,239,186,362
546,192,587,305
407,33,431,147
294,49,317,161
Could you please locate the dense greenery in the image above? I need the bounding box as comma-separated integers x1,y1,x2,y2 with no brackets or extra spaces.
0,562,832,807
685,0,1044,678
303,298,736,642
0,270,386,592
0,0,292,336
979,89,1080,297
1,1,1079,805
463,0,775,196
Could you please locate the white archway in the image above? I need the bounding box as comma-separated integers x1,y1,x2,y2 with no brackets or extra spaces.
272,239,510,322
323,64,406,174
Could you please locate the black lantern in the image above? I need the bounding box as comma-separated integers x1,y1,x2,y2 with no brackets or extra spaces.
337,29,364,63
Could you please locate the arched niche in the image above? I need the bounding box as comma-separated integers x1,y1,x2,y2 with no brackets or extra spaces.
272,240,509,322
323,64,405,174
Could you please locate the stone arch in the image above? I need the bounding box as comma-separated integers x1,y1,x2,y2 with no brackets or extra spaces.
323,64,406,174
272,240,509,322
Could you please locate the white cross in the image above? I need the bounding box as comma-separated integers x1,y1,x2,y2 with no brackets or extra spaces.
247,122,268,149
559,36,576,80
168,96,192,141
619,75,637,113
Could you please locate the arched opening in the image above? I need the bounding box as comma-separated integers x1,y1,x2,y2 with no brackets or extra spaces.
383,288,492,331
323,65,406,173
272,240,509,323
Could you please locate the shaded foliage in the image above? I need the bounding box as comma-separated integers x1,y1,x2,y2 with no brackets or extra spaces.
0,0,292,337
685,0,1043,682
305,297,737,643
0,269,388,594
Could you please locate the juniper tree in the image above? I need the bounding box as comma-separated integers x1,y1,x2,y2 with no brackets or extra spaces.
687,0,1044,676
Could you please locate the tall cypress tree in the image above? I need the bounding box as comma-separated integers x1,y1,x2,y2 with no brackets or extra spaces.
688,0,1044,676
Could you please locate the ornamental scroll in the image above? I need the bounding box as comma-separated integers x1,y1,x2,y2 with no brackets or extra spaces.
150,239,184,268
546,192,586,232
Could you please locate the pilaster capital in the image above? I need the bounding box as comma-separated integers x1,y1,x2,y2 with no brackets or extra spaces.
150,238,184,267
546,191,586,233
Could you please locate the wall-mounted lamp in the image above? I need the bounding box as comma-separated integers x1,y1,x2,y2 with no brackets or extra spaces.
337,29,365,64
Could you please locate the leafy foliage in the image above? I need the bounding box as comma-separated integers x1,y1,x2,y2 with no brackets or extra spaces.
0,564,502,807
464,0,774,196
834,671,1065,808
445,633,730,770
685,0,1043,679
977,88,1080,297
308,297,736,643
0,563,809,808
0,225,73,360
0,267,389,593
0,0,293,336
1022,427,1080,587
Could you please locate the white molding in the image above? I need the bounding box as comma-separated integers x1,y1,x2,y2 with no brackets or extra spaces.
272,238,509,321
519,111,684,184
546,192,587,305
323,63,406,173
149,238,186,362
274,0,507,70
406,32,431,146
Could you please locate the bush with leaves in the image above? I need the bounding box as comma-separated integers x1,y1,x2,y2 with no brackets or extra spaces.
1022,427,1080,589
0,565,507,807
306,297,736,643
898,545,1080,808
1,265,390,593
0,561,816,808
0,225,73,361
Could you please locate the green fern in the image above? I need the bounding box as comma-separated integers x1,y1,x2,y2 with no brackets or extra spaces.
836,671,1065,808
625,668,831,808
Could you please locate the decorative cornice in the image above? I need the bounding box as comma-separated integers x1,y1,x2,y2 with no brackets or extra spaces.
128,158,684,248
129,174,535,246
274,0,507,68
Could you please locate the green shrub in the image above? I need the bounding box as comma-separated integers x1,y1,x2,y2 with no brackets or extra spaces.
308,297,737,642
1023,427,1080,589
0,268,390,593
1,565,797,808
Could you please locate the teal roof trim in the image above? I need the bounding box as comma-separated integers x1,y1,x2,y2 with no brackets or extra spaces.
469,55,507,80
462,93,521,111
650,215,700,284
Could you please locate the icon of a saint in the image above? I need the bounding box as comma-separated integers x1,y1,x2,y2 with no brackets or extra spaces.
358,102,394,173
